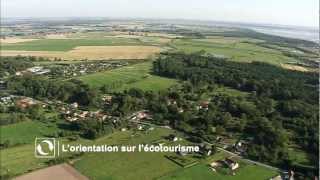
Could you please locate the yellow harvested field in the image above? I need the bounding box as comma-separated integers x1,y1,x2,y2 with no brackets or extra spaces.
0,38,38,44
1,46,162,60
146,32,182,38
45,34,70,39
157,38,172,43
281,64,311,72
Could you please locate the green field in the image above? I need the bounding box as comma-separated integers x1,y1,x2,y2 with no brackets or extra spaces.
74,129,183,180
0,144,50,176
78,62,178,92
159,163,278,180
73,128,277,180
1,38,145,51
171,39,295,65
0,120,60,145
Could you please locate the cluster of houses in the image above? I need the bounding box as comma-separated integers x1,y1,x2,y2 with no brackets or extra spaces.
166,98,210,113
13,61,128,79
15,66,51,76
101,95,113,105
129,110,153,121
196,100,210,111
0,95,40,109
49,61,128,78
59,102,108,122
0,95,17,107
15,97,40,109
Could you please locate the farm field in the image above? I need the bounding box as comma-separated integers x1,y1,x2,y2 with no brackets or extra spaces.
0,144,49,177
15,164,88,180
1,46,162,60
1,38,145,51
74,129,182,180
0,120,60,145
0,33,309,69
171,38,295,65
0,38,38,44
78,61,178,91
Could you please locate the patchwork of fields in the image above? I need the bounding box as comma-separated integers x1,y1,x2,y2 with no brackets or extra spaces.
0,35,167,60
0,32,312,69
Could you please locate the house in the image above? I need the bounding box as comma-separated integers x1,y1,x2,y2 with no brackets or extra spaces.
15,97,37,109
0,80,6,90
78,111,89,119
15,71,22,76
199,144,213,156
137,125,144,130
200,101,209,110
168,134,179,142
178,108,184,113
209,161,222,172
281,171,294,180
167,99,177,105
224,158,239,171
102,95,113,103
35,69,50,75
66,116,78,122
27,66,42,73
234,140,248,154
137,111,148,119
71,102,79,109
27,66,51,75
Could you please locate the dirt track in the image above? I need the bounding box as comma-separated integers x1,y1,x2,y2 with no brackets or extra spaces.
14,163,88,180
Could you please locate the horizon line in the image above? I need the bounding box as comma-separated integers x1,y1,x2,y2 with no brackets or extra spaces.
2,16,319,30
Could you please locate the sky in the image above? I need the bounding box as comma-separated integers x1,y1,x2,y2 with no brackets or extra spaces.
2,0,319,28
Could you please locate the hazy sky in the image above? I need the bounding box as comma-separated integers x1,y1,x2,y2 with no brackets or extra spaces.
2,0,319,27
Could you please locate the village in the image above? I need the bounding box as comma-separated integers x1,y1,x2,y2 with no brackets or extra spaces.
13,60,129,78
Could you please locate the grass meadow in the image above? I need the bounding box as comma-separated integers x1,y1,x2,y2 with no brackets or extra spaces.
78,62,178,92
0,120,60,145
171,38,295,65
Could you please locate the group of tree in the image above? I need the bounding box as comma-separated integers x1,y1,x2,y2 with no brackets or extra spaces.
7,76,99,107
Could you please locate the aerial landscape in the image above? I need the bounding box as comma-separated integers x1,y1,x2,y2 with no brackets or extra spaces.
0,0,319,180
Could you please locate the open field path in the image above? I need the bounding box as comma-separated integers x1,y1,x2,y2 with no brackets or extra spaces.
14,163,88,180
